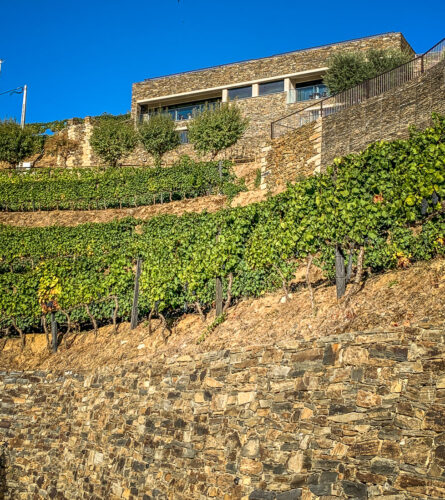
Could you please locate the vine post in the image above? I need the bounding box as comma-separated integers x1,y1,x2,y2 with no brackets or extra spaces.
131,257,142,330
335,245,346,299
51,312,58,353
215,277,223,316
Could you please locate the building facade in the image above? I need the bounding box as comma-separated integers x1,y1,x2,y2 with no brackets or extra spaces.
131,32,413,161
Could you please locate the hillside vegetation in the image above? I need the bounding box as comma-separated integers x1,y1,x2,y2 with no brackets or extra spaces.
0,114,444,339
0,157,244,211
1,256,444,371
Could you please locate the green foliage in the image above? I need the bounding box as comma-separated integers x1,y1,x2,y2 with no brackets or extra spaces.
25,120,68,135
323,48,412,94
365,49,412,76
0,120,42,167
188,103,248,158
254,168,262,189
0,157,245,211
90,118,137,166
25,114,131,135
323,52,369,94
1,114,445,333
197,313,227,344
138,114,180,166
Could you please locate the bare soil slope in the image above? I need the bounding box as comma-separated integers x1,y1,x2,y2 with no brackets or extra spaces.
1,257,444,372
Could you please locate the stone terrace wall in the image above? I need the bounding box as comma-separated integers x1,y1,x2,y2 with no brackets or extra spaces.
1,327,445,499
321,58,445,166
261,119,322,190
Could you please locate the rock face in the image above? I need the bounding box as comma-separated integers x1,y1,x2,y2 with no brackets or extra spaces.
1,327,445,499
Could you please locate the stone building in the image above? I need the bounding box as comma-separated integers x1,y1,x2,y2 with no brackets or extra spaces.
131,32,413,161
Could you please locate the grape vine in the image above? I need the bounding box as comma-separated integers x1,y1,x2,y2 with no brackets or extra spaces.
1,114,444,335
0,157,245,211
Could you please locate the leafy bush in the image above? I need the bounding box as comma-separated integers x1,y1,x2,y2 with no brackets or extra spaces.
323,48,412,94
0,120,41,167
138,114,180,166
1,114,445,332
0,157,245,211
188,103,248,158
90,118,137,166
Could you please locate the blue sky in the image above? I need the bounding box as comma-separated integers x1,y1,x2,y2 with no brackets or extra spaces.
1,0,444,124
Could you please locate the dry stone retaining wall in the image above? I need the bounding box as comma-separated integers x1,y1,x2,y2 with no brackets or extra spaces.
1,327,445,499
321,57,445,165
261,119,322,190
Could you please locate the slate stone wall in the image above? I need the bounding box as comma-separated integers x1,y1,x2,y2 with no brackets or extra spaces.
261,119,322,190
129,33,410,164
321,57,445,166
1,326,445,499
131,33,410,116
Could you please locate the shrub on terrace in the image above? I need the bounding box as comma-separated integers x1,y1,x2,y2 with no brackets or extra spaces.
90,118,137,167
323,48,412,95
0,120,41,168
188,103,248,159
138,114,180,167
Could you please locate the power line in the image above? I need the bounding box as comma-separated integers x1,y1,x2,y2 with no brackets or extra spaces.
0,86,24,97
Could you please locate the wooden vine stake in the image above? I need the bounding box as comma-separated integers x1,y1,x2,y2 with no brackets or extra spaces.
131,258,142,330
215,276,223,317
335,244,346,299
215,217,224,316
51,311,58,353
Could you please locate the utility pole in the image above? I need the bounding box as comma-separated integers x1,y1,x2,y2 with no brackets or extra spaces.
20,84,27,128
0,59,4,74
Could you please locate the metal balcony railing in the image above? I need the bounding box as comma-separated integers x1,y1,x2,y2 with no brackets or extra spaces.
271,36,445,138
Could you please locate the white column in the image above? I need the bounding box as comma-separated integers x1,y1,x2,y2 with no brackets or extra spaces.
284,78,292,92
284,78,295,104
222,89,228,102
252,83,259,97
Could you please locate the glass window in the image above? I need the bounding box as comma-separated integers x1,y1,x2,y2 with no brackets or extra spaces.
139,104,149,122
295,80,329,102
259,80,284,96
147,98,221,122
228,86,252,100
179,130,189,144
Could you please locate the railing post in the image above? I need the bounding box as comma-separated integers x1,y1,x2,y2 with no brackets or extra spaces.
420,55,424,74
320,100,323,118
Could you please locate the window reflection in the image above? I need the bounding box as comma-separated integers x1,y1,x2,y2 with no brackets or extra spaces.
139,98,221,122
228,86,252,100
259,80,284,96
295,80,329,101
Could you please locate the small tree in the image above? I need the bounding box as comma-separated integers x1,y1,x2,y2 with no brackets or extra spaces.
324,49,412,95
45,130,79,167
90,118,137,166
323,52,369,95
188,103,248,159
365,48,411,76
138,114,180,166
0,120,39,167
